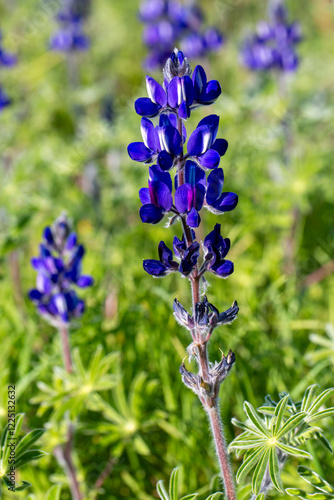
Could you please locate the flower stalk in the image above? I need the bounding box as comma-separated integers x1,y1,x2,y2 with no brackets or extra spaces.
128,48,239,498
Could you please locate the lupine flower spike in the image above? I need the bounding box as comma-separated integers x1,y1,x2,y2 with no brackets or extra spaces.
241,0,301,72
139,0,223,69
0,31,17,111
50,0,91,52
29,213,94,329
128,49,238,500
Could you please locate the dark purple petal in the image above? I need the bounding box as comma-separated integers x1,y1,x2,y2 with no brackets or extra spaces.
194,184,205,210
135,97,161,118
139,187,151,205
187,125,211,157
29,289,43,302
198,149,220,169
187,208,201,228
157,125,182,156
201,80,222,103
43,227,54,245
146,76,167,107
127,142,153,162
153,181,173,211
204,224,224,250
175,184,192,213
207,168,224,204
66,233,77,250
211,138,228,157
139,204,164,224
143,259,168,276
37,274,52,295
184,160,206,186
192,65,207,98
76,275,94,288
182,76,194,105
197,114,220,142
158,241,173,266
141,117,159,150
167,77,180,108
213,260,234,277
149,165,172,191
157,150,173,171
178,100,190,120
214,192,239,212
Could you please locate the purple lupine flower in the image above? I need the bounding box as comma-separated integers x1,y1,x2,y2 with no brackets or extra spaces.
29,214,94,327
0,31,17,111
128,114,182,171
143,241,179,276
241,0,301,72
134,57,221,120
139,0,223,70
139,165,173,223
203,224,234,278
50,0,90,52
187,115,227,170
206,168,238,213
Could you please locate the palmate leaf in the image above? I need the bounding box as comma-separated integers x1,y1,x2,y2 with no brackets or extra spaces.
275,442,312,459
286,487,333,499
301,385,319,412
307,389,334,415
275,412,307,439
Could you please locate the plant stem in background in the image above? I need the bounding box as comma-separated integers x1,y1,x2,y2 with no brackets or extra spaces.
56,324,83,500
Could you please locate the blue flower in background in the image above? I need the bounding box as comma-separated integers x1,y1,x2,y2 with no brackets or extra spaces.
0,31,17,111
50,0,90,52
139,0,223,69
241,0,301,72
29,214,94,326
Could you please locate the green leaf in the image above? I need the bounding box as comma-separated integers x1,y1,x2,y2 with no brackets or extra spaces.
255,494,265,500
180,495,198,500
274,395,290,434
269,446,284,492
236,445,267,484
275,413,307,439
308,389,334,415
14,480,32,492
15,449,48,470
252,446,270,495
16,429,46,459
205,494,223,500
302,385,319,412
243,402,270,437
297,466,334,494
169,468,179,500
307,409,334,424
72,349,87,379
315,432,333,453
157,479,170,500
231,418,265,437
229,436,267,450
45,484,62,500
276,442,313,459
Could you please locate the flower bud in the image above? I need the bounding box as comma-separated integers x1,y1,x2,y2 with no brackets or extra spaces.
163,48,192,83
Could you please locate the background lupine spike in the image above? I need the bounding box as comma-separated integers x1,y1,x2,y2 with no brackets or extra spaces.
29,214,94,327
50,0,91,52
241,0,301,72
139,0,223,70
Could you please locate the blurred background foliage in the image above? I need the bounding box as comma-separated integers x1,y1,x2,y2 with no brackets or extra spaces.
0,0,333,498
